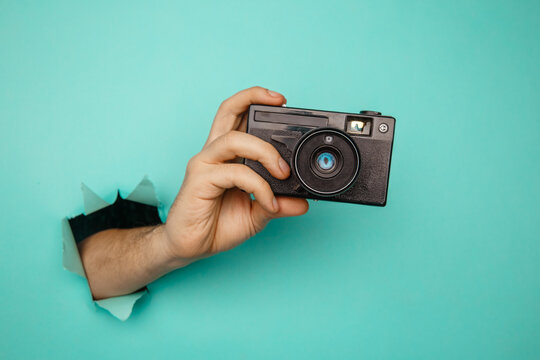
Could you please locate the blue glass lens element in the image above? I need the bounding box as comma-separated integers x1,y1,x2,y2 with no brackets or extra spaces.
316,152,336,171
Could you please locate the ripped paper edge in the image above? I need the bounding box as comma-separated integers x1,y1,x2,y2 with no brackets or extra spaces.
62,176,160,320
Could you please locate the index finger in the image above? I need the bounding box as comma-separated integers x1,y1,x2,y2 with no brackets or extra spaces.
218,86,287,118
207,86,287,143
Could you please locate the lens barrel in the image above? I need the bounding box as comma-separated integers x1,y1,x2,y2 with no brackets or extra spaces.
293,128,360,196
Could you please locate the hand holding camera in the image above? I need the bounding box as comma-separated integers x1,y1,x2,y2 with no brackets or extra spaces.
163,87,310,262
78,86,394,299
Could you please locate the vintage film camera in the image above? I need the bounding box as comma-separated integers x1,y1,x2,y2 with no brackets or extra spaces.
245,105,395,206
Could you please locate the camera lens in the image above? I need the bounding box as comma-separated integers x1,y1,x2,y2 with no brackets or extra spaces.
310,147,343,179
316,152,336,171
293,128,360,196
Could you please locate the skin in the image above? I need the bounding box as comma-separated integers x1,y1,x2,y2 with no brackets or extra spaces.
78,87,309,300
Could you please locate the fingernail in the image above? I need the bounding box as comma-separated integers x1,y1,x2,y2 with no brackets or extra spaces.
279,157,290,174
272,197,279,212
267,89,283,97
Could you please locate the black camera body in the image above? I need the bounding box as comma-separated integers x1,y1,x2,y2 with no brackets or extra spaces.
245,105,395,206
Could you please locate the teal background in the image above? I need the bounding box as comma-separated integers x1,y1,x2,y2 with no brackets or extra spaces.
1,0,539,358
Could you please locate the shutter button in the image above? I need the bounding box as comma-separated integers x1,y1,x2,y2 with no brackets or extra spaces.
359,110,381,115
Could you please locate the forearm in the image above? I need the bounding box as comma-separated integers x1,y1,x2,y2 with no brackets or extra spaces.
78,225,190,299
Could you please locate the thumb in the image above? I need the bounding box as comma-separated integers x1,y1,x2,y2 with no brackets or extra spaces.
250,196,310,233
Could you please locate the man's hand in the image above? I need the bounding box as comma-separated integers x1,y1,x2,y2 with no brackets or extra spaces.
78,87,308,299
163,87,309,260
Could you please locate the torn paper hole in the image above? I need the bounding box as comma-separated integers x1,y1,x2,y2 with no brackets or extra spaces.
62,176,163,321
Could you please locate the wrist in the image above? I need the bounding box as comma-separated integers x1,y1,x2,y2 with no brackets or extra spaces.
152,224,195,271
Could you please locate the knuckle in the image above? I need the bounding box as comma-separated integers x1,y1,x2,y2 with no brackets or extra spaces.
217,97,238,116
224,164,240,180
218,132,232,148
186,155,201,173
228,130,241,137
218,97,231,111
220,130,240,146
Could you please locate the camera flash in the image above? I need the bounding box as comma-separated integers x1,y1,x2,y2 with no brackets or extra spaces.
325,135,333,143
